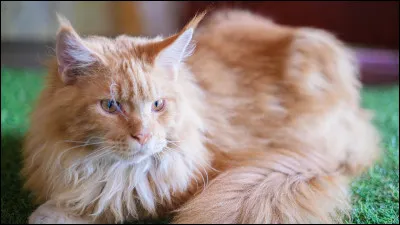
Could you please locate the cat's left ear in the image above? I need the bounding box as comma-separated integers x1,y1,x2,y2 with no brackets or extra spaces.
154,11,206,79
155,28,195,69
55,14,103,85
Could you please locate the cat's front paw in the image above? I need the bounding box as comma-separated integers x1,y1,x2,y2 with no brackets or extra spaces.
28,203,90,224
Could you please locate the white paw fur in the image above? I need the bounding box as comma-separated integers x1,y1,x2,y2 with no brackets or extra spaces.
28,202,91,224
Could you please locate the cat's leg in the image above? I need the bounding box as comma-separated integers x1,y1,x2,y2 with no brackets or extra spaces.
172,150,351,224
28,200,96,224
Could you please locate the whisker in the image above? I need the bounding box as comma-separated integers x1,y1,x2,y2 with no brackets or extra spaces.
62,140,110,146
166,140,185,144
56,138,120,166
61,146,115,183
56,142,103,166
80,146,115,163
165,141,217,174
163,146,211,192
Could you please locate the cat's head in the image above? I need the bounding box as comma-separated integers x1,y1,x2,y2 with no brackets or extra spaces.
44,14,205,164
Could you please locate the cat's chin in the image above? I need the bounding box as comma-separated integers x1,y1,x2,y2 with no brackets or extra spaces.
118,152,153,164
115,144,165,165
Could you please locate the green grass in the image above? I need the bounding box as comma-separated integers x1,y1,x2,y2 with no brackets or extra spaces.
1,67,399,224
349,85,399,224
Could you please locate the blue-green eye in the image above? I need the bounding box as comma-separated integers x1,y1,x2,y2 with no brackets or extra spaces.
152,99,166,112
100,99,120,113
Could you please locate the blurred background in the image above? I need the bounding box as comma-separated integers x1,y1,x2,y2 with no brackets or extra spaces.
0,2,399,224
1,1,399,84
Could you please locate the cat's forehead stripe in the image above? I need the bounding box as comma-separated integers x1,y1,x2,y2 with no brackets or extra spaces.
117,58,156,102
136,64,150,99
121,61,133,101
117,60,132,101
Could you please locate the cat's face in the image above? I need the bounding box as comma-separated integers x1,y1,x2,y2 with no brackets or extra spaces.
52,16,198,164
66,63,177,163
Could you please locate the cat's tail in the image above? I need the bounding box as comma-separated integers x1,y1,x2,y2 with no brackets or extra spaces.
172,149,351,224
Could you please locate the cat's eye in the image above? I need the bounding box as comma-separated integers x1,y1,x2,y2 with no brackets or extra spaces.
152,99,166,112
100,99,120,113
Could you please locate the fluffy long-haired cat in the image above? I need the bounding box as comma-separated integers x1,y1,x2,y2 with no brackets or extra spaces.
22,9,381,224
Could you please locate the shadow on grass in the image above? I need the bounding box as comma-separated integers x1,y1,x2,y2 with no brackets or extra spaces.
1,132,34,224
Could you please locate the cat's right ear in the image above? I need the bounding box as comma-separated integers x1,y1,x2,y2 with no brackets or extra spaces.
55,14,101,85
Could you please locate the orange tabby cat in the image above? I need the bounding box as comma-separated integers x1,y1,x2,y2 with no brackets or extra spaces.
22,9,381,224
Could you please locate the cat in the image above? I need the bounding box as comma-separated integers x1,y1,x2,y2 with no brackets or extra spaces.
22,9,381,224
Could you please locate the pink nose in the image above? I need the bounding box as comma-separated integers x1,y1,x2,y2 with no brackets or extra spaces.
131,132,151,145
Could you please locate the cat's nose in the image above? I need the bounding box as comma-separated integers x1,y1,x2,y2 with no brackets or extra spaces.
131,132,151,145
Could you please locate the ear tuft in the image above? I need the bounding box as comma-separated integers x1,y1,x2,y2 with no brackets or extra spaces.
154,10,207,68
56,13,73,29
155,28,194,67
55,14,99,84
182,10,207,31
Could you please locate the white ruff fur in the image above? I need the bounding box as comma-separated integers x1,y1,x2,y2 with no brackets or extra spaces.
34,136,209,223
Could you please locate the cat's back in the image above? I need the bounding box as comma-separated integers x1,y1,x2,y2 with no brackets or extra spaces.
187,10,295,96
187,9,366,157
188,9,359,100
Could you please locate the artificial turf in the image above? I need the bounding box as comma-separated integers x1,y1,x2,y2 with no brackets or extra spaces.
1,67,398,224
